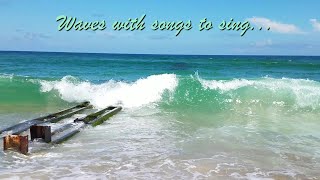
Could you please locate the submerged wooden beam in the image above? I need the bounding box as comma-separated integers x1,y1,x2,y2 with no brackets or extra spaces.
3,135,28,155
0,101,91,135
51,123,75,136
2,105,122,154
33,101,90,122
0,120,42,136
75,106,122,125
49,105,90,123
51,106,122,144
77,107,111,123
89,106,122,126
51,123,85,144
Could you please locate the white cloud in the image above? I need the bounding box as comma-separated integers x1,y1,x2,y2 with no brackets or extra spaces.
310,19,320,31
251,39,273,47
247,17,303,34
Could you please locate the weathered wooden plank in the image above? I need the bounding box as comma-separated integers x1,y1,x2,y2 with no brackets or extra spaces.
33,101,90,122
0,102,91,135
75,106,112,124
0,120,41,135
43,106,122,144
51,123,75,136
51,123,85,144
89,106,122,126
49,106,90,123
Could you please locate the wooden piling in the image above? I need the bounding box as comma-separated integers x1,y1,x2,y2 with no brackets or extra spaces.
30,125,52,143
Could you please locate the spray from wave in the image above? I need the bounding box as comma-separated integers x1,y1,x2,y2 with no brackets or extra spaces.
39,74,178,108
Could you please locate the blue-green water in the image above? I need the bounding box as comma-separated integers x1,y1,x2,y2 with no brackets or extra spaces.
0,51,320,179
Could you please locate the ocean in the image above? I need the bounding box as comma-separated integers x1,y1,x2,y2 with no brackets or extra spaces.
0,51,319,179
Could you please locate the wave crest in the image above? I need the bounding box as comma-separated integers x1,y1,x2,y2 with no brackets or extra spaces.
2,73,320,110
195,73,320,109
39,74,178,108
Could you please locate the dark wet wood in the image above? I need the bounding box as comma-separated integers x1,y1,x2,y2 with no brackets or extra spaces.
51,106,122,144
30,125,52,143
51,123,85,144
0,102,91,135
89,106,122,126
75,106,121,124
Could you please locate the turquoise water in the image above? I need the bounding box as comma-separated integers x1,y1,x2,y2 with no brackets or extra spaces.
0,51,320,179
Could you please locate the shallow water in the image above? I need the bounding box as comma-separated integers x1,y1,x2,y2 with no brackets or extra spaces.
0,52,320,179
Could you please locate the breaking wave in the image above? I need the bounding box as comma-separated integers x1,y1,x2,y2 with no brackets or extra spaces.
194,73,320,109
1,73,320,110
39,74,178,108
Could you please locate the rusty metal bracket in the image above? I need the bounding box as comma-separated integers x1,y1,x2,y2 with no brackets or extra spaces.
30,125,52,143
3,135,28,155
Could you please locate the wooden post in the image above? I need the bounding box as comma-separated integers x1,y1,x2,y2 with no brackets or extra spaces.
30,125,52,143
3,135,28,155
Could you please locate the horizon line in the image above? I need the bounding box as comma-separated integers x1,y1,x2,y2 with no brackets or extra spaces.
0,50,319,57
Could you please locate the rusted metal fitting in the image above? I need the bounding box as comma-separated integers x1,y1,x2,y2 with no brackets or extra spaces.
3,135,28,155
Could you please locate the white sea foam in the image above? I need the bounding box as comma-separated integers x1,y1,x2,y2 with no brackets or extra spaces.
39,74,178,108
0,73,14,80
200,78,254,91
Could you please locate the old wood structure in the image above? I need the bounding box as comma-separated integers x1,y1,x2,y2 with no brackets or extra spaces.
1,102,122,155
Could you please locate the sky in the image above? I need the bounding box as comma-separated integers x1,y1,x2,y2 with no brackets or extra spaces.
0,0,319,55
